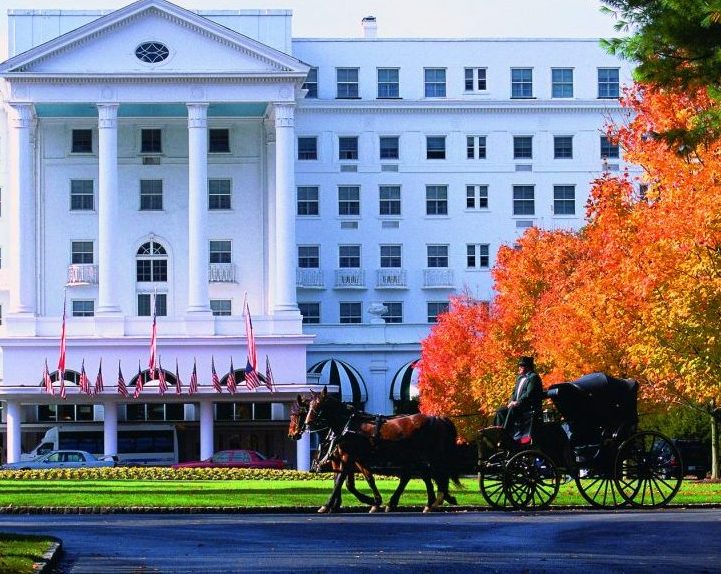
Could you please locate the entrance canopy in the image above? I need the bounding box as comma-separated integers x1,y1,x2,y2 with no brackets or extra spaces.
307,359,367,404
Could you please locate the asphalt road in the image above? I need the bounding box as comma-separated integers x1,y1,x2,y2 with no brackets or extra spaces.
1,509,720,573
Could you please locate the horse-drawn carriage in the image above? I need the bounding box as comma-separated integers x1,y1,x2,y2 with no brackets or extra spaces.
478,372,683,510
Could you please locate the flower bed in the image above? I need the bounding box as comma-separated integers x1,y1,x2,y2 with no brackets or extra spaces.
0,467,337,481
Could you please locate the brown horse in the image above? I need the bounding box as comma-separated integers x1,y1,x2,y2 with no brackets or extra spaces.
291,389,462,512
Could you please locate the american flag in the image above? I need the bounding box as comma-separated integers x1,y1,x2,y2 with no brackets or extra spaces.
78,360,91,395
148,294,158,380
43,359,55,396
133,362,144,399
93,360,104,395
211,357,222,393
117,361,128,398
188,359,198,395
265,354,275,392
57,291,67,400
174,359,183,395
244,299,257,371
158,358,167,395
227,358,237,394
245,358,261,390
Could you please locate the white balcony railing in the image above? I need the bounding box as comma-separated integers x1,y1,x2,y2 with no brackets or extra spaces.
423,268,454,288
208,263,236,283
296,268,325,289
67,264,98,286
334,268,366,288
376,268,407,288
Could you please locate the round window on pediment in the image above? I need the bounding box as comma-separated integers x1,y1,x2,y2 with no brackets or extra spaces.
135,42,169,63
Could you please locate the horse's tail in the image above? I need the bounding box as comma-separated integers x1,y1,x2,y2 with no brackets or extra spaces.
438,416,464,488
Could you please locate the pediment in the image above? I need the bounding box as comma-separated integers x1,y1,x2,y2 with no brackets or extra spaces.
0,0,308,78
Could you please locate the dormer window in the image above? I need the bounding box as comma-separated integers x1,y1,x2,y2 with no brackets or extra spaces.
135,42,169,63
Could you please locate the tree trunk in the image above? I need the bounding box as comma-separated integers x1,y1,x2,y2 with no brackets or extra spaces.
712,400,719,480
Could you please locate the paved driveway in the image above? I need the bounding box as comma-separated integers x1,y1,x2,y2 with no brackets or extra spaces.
1,509,719,573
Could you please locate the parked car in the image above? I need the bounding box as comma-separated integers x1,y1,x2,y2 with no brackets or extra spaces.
670,439,711,479
173,449,285,470
1,449,117,470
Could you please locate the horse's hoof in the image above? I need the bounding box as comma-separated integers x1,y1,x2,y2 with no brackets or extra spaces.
422,506,432,513
384,505,395,513
369,505,379,513
318,506,329,513
447,495,458,506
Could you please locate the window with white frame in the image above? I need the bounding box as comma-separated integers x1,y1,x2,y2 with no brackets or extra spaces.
298,245,320,268
297,186,319,216
467,136,487,159
467,243,490,269
138,293,167,316
427,244,449,268
336,68,359,98
140,128,162,153
71,241,93,264
511,68,533,98
209,240,232,264
377,68,400,98
339,302,362,324
598,68,620,98
379,185,401,216
466,185,489,209
338,186,360,216
464,67,487,91
601,136,620,159
553,185,576,215
426,136,446,159
72,300,95,317
427,301,449,323
208,129,230,153
380,244,402,268
551,68,574,98
554,136,573,159
426,185,448,215
299,302,321,324
513,136,533,159
140,179,163,211
513,185,535,216
339,245,361,268
71,129,93,154
136,240,167,282
379,136,400,160
208,179,231,210
298,137,318,160
210,299,232,316
339,137,359,160
303,67,318,98
424,68,446,97
70,180,94,211
383,302,403,324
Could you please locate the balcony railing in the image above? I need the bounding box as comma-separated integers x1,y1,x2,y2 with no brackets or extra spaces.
67,264,98,286
423,268,454,288
296,268,325,289
334,268,366,289
209,263,236,283
376,268,407,289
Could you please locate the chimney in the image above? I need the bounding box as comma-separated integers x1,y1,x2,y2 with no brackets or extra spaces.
361,16,377,39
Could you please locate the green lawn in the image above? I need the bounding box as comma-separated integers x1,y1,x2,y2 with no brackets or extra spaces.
0,533,56,574
0,477,718,509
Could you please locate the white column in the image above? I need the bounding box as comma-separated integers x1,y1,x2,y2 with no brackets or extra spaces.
7,103,36,315
103,401,118,457
264,121,277,312
199,400,214,460
96,103,121,315
296,432,310,471
5,400,22,464
187,103,211,315
273,103,298,314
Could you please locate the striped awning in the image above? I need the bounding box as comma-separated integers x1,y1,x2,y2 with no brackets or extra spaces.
389,360,420,401
307,359,367,404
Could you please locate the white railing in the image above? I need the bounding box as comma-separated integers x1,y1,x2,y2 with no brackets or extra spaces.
423,268,454,288
208,263,236,283
67,264,98,286
334,268,366,288
376,268,407,288
296,268,325,289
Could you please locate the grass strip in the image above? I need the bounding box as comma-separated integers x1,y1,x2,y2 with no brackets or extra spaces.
0,533,57,574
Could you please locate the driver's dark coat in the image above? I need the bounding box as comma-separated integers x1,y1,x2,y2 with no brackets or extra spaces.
510,370,543,413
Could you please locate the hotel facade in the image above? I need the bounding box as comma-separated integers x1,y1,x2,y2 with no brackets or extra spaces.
0,0,634,468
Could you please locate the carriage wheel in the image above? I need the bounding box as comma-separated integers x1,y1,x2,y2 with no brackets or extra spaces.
503,450,560,510
575,472,625,509
479,454,512,509
615,431,683,508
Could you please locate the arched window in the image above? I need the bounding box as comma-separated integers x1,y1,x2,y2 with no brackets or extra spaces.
136,241,167,282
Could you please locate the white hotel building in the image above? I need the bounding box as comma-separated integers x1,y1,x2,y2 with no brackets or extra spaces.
0,0,633,468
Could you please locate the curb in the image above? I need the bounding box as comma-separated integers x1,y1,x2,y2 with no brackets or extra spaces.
33,537,61,574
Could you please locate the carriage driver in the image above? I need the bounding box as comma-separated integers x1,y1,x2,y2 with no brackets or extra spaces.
494,356,544,429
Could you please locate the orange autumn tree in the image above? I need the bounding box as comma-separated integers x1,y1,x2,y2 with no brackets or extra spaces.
419,84,721,423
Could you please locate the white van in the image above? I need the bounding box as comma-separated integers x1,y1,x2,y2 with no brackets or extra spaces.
22,423,179,465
